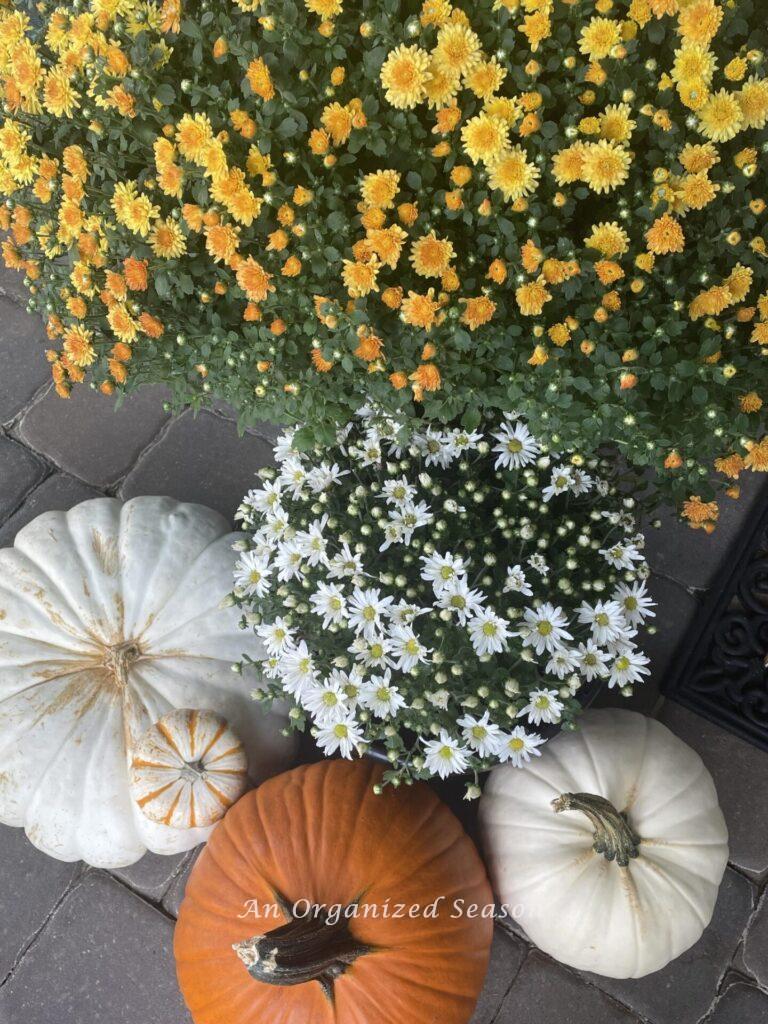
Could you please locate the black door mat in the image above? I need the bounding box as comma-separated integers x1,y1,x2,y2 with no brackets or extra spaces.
664,485,768,751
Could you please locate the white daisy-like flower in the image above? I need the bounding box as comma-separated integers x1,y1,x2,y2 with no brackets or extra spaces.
437,576,486,624
542,465,574,502
296,516,330,568
349,633,394,669
389,601,428,627
517,687,564,726
458,711,503,758
468,611,511,656
450,427,483,453
379,519,406,551
307,462,349,493
395,500,434,543
273,429,297,463
259,510,290,541
233,551,272,598
600,540,644,570
274,539,306,582
577,599,627,646
518,602,573,655
359,673,408,718
347,587,395,639
420,551,468,593
389,624,431,671
608,650,650,688
309,582,347,629
504,564,533,596
278,640,318,698
416,427,456,469
354,435,383,466
575,640,610,681
381,476,418,506
491,420,541,470
570,469,594,496
613,581,656,626
316,714,364,758
496,726,546,767
278,457,309,498
256,617,294,656
327,543,364,580
261,655,282,679
301,680,349,723
527,553,549,576
545,646,579,679
245,479,283,514
423,730,470,779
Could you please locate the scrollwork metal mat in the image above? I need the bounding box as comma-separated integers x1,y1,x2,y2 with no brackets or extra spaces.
663,486,768,751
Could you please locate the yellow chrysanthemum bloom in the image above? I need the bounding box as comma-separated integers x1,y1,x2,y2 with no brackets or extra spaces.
420,0,452,27
551,144,586,185
111,181,159,237
62,325,96,367
646,214,685,254
671,43,717,86
380,44,430,109
410,231,455,278
488,146,541,201
342,258,381,297
465,58,506,100
698,88,743,141
739,77,768,130
43,67,79,117
150,218,186,259
237,257,274,302
679,141,719,173
304,0,343,17
584,221,630,257
460,113,509,165
599,103,636,143
361,169,401,209
433,22,481,78
483,96,521,125
367,225,408,268
401,289,440,330
321,102,353,144
246,57,275,101
204,222,240,263
678,0,723,45
580,140,631,193
578,17,621,60
176,113,213,161
423,60,460,109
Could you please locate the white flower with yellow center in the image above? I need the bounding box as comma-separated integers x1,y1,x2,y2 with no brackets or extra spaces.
519,603,573,656
233,550,272,598
360,673,408,718
423,730,470,779
458,712,503,758
468,611,511,656
316,714,364,759
347,586,395,639
497,726,546,767
517,688,565,726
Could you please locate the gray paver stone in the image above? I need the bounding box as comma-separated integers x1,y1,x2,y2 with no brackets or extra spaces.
18,384,169,486
0,824,80,983
469,926,528,1024
705,981,768,1024
743,889,768,991
0,472,102,548
0,435,45,522
497,951,640,1023
162,849,201,919
120,409,275,522
111,850,194,904
0,872,191,1024
0,297,50,424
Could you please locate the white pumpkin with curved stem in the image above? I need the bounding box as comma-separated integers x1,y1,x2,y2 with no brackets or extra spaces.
0,496,296,869
479,709,728,979
129,708,248,828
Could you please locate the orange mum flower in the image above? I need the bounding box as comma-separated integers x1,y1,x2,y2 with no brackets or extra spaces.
401,290,440,330
124,258,148,291
139,312,164,338
410,362,441,391
744,438,768,472
516,280,551,316
247,58,275,101
237,257,274,302
714,453,744,479
664,450,683,469
740,392,763,413
354,333,384,361
461,295,496,329
645,214,685,254
311,349,334,372
682,495,719,527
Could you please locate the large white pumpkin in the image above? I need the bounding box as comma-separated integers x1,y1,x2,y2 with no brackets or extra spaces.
479,709,728,979
0,496,295,869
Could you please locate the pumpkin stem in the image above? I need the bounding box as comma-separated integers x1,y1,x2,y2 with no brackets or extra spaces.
233,902,372,1002
552,792,641,867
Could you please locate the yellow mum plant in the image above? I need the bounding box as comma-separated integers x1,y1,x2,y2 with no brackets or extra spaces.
1,0,768,517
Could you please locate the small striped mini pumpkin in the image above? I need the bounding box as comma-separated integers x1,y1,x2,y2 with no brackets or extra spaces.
129,708,248,829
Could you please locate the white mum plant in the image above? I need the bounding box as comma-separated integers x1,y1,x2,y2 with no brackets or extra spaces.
232,410,656,793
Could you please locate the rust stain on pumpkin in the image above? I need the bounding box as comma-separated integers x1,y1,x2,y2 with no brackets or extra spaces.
91,530,119,577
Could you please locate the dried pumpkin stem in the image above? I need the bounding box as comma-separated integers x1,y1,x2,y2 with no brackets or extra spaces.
233,902,371,1001
552,792,641,868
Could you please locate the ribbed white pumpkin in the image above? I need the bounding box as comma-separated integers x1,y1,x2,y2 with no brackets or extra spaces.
479,709,728,979
129,708,248,829
0,496,295,869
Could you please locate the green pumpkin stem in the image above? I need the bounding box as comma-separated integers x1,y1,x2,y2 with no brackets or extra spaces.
233,900,372,1002
552,792,641,867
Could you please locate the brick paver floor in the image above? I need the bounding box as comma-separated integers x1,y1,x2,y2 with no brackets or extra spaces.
1,262,767,1023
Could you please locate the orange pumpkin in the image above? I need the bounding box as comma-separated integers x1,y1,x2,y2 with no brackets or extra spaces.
174,759,493,1024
